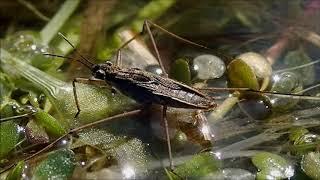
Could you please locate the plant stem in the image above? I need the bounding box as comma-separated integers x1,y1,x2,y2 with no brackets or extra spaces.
40,0,81,45
207,95,239,122
215,131,282,153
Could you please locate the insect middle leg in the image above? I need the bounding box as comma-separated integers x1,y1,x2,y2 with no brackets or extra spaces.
115,21,181,169
115,42,174,170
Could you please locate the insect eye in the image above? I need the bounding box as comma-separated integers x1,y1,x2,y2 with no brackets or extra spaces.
94,69,106,79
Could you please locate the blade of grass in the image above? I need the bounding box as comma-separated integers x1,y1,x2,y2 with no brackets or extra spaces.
40,0,81,45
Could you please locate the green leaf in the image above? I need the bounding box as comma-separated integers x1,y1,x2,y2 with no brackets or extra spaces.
5,161,25,180
32,149,76,180
0,121,19,159
203,168,255,180
289,127,309,143
76,129,149,177
252,152,294,179
131,0,176,31
34,109,66,137
54,82,136,126
227,59,259,90
173,152,220,178
256,170,280,180
0,104,20,159
170,58,191,85
0,72,15,108
301,152,320,180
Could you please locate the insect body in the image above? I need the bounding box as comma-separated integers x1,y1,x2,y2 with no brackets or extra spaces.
49,20,218,170
92,63,216,109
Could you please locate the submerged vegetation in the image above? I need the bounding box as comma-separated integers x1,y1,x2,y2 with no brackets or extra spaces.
1,0,320,179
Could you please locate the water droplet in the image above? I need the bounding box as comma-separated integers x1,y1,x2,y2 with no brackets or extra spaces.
271,72,302,93
193,54,225,80
213,151,222,160
31,44,37,51
4,31,39,59
56,137,71,148
17,125,25,133
22,173,27,178
80,161,86,166
3,31,61,71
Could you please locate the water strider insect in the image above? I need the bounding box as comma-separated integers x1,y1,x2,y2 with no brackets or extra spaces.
47,20,219,169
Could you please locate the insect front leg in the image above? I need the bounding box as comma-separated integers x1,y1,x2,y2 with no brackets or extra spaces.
72,78,107,118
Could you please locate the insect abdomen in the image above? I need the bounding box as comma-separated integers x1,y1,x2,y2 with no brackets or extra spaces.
155,88,215,109
110,69,216,109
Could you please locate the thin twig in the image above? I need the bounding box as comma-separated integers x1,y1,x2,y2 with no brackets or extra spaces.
275,58,320,73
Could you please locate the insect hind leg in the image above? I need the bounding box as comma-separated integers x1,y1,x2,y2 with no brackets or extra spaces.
162,105,174,170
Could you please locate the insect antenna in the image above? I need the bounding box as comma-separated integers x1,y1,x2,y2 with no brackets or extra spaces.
43,53,93,69
53,32,95,69
43,53,92,69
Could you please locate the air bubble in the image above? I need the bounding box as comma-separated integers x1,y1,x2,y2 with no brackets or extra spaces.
270,72,302,112
193,54,225,80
